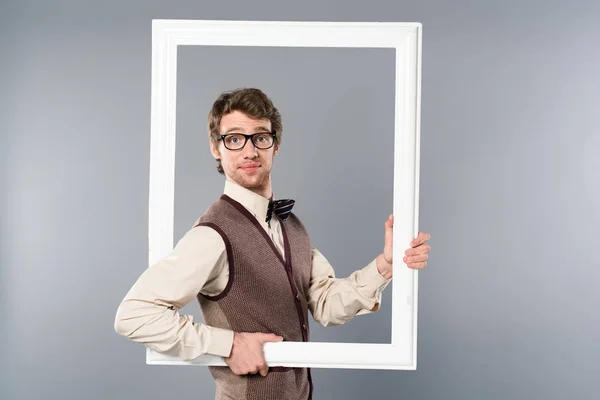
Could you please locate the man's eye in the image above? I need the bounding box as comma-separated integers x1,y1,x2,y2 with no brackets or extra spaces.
226,135,243,143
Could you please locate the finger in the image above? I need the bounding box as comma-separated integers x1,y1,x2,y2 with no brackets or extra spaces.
259,363,269,376
385,227,393,246
403,254,428,264
410,232,430,247
384,217,394,247
405,244,430,256
419,232,431,244
385,214,394,228
410,232,427,247
407,261,427,269
261,333,284,343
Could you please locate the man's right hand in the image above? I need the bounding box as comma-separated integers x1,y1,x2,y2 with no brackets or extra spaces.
225,332,284,376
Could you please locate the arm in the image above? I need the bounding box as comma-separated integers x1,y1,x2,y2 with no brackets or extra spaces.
307,248,392,327
113,226,234,361
307,215,431,327
307,214,395,326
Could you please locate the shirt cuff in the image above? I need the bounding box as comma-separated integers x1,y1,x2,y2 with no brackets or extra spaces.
362,258,392,287
202,325,235,358
357,259,392,312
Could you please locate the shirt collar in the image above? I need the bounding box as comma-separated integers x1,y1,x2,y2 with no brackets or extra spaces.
223,179,272,223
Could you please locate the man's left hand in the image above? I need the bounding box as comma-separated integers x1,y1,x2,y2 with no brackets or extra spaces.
376,214,431,279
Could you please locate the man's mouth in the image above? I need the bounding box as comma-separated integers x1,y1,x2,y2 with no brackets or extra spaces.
240,163,260,171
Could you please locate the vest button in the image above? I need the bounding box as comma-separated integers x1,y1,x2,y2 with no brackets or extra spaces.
302,324,307,330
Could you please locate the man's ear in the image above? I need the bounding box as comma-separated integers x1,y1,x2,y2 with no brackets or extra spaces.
209,139,221,160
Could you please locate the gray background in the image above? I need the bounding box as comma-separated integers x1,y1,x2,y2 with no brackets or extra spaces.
1,1,599,399
175,44,395,345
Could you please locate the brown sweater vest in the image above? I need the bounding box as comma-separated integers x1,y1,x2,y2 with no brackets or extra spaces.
195,194,314,400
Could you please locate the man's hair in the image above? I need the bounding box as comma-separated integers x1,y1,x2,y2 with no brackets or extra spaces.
207,88,283,175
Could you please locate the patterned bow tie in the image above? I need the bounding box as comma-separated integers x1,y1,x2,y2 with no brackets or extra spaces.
265,198,295,223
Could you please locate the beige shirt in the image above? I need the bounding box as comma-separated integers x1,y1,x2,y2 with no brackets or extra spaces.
114,179,392,361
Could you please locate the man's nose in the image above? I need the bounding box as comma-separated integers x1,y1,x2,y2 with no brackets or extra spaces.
241,139,259,157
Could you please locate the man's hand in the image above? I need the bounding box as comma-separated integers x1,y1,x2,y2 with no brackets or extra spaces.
225,332,283,376
405,231,431,269
376,214,431,278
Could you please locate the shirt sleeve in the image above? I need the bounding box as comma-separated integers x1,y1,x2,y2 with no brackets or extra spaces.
113,225,234,360
307,247,392,326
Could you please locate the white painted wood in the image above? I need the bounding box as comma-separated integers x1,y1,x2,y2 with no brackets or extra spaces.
147,19,422,370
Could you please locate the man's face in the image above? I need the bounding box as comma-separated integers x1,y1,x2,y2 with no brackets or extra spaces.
210,110,278,191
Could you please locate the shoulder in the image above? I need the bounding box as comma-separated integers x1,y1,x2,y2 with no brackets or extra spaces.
282,212,313,244
286,212,307,229
173,222,226,254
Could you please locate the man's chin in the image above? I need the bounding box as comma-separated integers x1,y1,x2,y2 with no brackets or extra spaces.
231,172,267,188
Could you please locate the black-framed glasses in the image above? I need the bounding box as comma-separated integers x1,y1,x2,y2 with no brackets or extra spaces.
219,132,276,151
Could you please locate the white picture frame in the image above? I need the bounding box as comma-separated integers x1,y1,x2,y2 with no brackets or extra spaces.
147,19,422,370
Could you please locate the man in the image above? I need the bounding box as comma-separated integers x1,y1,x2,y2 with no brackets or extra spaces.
114,88,431,400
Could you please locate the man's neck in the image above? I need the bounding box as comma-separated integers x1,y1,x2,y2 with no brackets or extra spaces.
227,177,273,200
249,185,272,200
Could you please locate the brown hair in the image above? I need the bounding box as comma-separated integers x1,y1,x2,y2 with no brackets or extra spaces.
207,88,283,174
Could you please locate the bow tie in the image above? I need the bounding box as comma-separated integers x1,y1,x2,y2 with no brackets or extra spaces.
265,198,295,224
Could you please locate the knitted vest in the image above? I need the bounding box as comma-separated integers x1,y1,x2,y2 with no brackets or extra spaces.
195,194,314,400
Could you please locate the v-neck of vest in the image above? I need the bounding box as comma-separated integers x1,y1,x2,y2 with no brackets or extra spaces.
220,194,291,269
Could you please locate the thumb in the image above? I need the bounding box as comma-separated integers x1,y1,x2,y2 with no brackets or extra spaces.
385,216,393,242
261,333,284,343
386,214,394,229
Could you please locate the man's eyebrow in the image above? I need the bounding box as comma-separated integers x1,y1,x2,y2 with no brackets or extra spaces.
223,127,243,134
223,126,271,134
